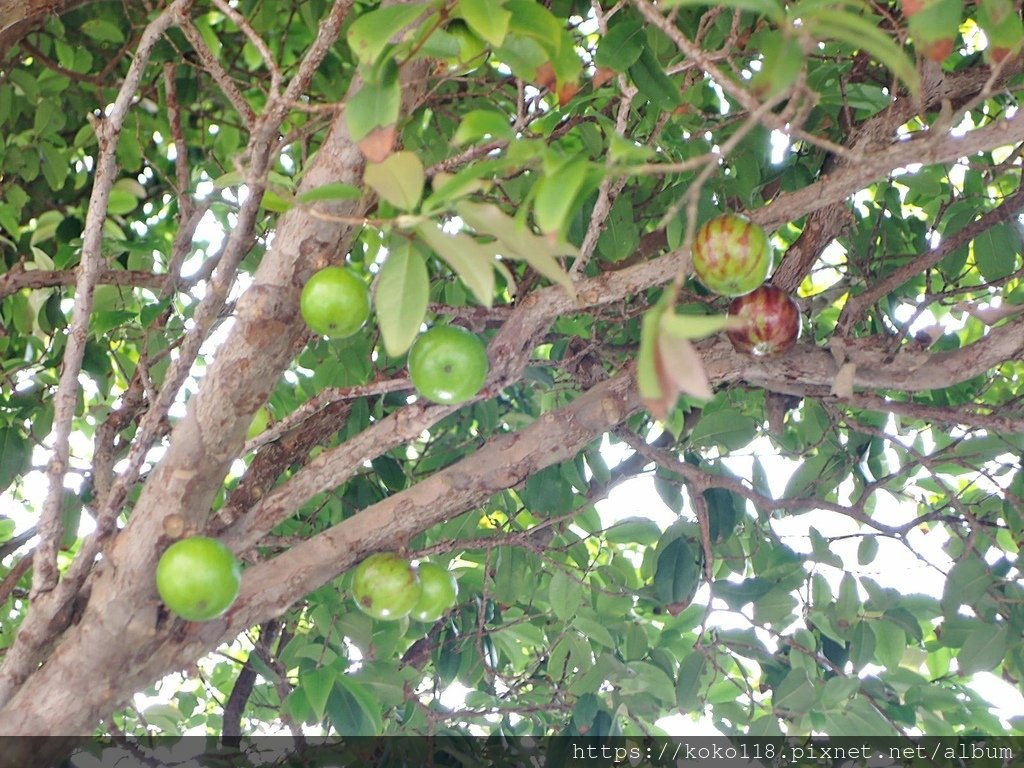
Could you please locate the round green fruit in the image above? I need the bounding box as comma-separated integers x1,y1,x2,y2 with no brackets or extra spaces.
300,266,370,338
410,562,458,623
352,552,422,621
156,536,241,622
408,326,489,405
692,213,772,297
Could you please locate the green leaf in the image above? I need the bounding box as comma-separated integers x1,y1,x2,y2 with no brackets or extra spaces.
299,667,336,722
296,183,363,203
857,536,879,565
638,304,665,405
972,222,1022,282
416,223,496,306
597,195,639,262
654,537,701,605
957,622,1009,675
345,62,401,142
820,676,860,710
659,311,732,340
703,487,740,543
873,619,906,670
260,188,293,213
81,18,124,44
549,569,585,621
627,47,682,109
825,696,899,736
0,429,30,495
942,556,990,613
676,652,708,712
347,3,428,65
619,661,677,705
375,241,429,357
662,0,785,24
533,157,590,236
689,410,758,451
364,151,424,211
604,517,662,546
772,669,816,715
783,447,843,499
750,29,804,100
573,616,615,648
451,109,514,146
802,8,919,96
848,620,876,671
106,188,139,216
39,144,69,191
59,490,82,550
458,0,511,47
594,18,646,72
332,674,384,734
456,201,576,298
505,0,580,85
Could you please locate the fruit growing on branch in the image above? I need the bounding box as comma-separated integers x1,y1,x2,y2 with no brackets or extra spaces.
692,213,773,297
408,325,489,405
726,284,802,357
155,537,242,622
410,561,458,623
352,552,423,621
299,266,371,338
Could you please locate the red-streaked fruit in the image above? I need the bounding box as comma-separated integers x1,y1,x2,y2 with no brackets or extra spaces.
410,561,458,623
408,325,489,405
156,536,241,622
352,552,422,621
300,266,371,338
692,214,773,297
726,285,801,356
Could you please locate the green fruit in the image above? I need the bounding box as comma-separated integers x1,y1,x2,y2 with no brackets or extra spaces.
352,552,422,621
692,213,772,297
300,266,370,338
408,326,489,405
156,537,241,621
410,562,458,623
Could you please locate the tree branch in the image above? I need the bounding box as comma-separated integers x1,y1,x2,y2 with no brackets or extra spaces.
31,0,196,600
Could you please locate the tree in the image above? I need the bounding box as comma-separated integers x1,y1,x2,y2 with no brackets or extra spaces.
0,0,1023,762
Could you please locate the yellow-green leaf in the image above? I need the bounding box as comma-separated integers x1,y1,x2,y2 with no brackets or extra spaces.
364,151,425,211
416,223,496,306
376,241,429,357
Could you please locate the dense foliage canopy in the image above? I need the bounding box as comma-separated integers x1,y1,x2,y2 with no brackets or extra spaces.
1,0,1023,760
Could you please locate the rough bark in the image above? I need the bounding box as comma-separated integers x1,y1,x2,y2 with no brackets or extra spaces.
0,0,98,54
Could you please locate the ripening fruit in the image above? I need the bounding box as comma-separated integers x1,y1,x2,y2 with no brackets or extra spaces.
299,266,371,338
407,325,489,405
156,537,241,621
352,552,422,621
410,561,458,623
726,285,801,357
692,214,773,297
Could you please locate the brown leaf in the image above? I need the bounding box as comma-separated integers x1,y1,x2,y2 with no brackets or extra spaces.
535,61,557,91
656,332,713,406
557,80,581,106
357,125,397,163
592,67,615,89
